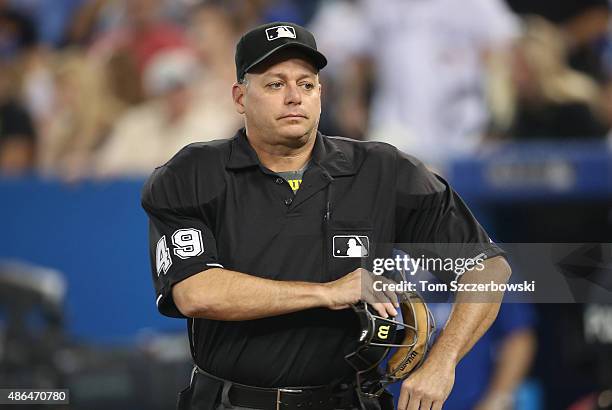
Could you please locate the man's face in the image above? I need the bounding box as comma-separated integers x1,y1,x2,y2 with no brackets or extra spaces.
233,52,321,147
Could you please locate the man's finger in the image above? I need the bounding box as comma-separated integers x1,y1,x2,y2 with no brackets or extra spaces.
373,302,397,317
432,401,443,410
383,302,398,317
383,289,399,306
398,386,409,409
378,276,400,307
419,399,433,410
407,394,420,410
329,304,351,310
371,302,389,318
389,288,400,304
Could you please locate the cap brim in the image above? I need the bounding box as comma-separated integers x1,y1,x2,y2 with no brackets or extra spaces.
243,42,327,78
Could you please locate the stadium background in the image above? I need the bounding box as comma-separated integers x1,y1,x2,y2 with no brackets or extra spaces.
1,0,611,409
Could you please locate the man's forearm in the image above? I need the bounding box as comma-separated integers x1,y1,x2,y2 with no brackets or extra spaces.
173,268,329,320
427,256,511,365
428,301,501,367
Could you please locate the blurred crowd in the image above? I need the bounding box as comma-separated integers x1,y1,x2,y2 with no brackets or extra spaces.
1,0,612,179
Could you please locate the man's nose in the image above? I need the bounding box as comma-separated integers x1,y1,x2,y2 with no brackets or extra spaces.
284,83,302,105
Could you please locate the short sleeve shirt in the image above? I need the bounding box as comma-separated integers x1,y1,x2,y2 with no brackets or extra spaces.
141,128,503,387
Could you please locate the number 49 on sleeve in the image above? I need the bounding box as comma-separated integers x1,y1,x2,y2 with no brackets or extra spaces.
155,228,204,276
156,236,172,276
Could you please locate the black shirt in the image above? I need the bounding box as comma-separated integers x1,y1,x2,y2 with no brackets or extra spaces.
141,128,501,387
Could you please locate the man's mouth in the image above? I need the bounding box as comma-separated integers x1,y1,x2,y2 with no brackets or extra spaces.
279,113,307,119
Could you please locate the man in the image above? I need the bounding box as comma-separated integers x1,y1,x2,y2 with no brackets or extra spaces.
141,21,511,410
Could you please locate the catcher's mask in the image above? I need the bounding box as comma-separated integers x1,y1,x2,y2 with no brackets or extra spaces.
345,292,435,398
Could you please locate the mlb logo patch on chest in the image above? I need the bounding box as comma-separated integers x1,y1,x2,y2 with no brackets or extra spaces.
333,235,370,258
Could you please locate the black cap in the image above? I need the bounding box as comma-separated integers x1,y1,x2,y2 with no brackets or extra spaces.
235,22,327,82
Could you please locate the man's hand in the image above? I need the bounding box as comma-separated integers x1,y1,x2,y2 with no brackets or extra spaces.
397,356,455,410
323,268,399,318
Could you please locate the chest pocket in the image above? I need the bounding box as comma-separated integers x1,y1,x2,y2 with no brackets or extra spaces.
326,219,374,279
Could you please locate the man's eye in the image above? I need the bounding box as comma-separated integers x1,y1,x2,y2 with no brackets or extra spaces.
301,83,315,90
268,82,283,89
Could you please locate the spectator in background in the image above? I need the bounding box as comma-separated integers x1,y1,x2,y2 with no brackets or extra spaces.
505,0,610,81
0,0,71,140
5,0,84,48
90,0,188,74
0,0,53,127
0,63,36,175
222,0,317,34
103,41,144,107
95,48,240,177
86,0,189,104
187,0,240,114
308,0,365,136
490,17,608,140
258,0,319,26
66,0,190,48
37,51,124,180
0,0,37,61
312,0,520,168
601,81,612,143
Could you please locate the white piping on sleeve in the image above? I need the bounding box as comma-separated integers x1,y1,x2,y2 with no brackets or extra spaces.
206,263,224,268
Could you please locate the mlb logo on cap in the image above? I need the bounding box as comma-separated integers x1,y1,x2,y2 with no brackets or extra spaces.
234,21,327,81
333,235,370,258
265,25,296,41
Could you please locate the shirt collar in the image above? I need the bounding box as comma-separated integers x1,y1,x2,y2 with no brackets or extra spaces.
226,128,259,169
226,128,358,177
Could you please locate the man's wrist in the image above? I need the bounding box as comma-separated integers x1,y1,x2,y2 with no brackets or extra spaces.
427,338,460,367
313,282,332,308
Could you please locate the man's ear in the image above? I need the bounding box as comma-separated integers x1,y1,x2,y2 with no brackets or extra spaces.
232,83,246,114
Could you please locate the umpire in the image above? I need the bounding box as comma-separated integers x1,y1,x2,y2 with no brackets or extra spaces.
142,22,511,410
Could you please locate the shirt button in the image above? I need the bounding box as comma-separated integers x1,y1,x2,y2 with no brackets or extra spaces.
284,197,293,206
275,177,284,185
